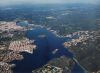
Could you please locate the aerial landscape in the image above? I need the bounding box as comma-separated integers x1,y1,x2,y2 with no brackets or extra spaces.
0,0,100,73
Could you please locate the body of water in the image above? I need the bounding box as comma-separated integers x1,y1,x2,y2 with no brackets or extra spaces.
11,27,86,73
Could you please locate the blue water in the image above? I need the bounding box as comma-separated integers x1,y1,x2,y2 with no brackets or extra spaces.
11,27,86,73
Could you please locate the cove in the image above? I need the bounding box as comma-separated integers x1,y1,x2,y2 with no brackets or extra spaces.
10,27,86,73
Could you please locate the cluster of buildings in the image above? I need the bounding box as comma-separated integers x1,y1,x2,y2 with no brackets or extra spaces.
0,21,23,50
0,21,37,73
0,62,13,73
0,21,37,54
0,50,25,73
0,21,24,32
64,31,93,47
33,64,63,73
9,38,36,53
0,51,23,63
0,51,24,73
